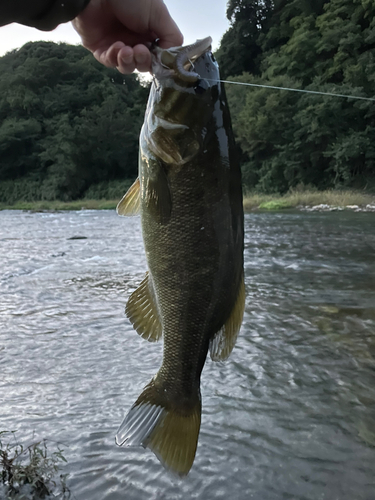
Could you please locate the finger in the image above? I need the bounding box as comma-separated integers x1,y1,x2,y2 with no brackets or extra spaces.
101,41,126,67
117,46,136,74
149,2,183,49
93,49,113,68
133,44,152,73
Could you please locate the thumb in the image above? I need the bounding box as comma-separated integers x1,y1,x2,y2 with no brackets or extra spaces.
149,2,183,48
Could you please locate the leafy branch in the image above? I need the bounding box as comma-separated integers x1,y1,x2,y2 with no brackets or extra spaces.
0,430,70,499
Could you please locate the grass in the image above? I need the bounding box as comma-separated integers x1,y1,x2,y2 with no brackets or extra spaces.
258,200,294,210
243,189,375,211
0,190,374,212
0,430,70,499
0,199,119,211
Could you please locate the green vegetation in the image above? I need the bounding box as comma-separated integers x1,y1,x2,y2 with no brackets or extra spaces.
0,430,70,499
1,189,374,212
258,200,293,210
0,42,148,205
215,0,273,79
0,199,119,211
1,1,375,205
217,0,375,193
243,189,375,210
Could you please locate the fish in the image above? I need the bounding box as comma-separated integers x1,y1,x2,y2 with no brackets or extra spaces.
115,36,245,476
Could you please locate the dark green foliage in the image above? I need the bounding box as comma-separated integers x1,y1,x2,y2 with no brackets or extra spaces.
221,0,375,192
0,430,70,499
83,179,133,200
2,8,375,203
0,42,148,203
215,0,274,78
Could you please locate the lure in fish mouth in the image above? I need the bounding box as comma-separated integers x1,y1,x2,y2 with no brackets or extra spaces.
152,36,212,82
116,37,244,477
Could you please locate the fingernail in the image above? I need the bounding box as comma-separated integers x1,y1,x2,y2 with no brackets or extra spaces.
121,53,133,64
136,54,146,63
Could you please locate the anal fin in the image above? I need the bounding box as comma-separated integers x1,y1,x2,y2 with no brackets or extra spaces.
210,274,245,361
125,273,162,342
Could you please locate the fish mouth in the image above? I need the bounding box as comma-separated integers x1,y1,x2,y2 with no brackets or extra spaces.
151,36,213,83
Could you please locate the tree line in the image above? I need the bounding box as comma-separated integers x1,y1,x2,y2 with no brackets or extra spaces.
216,0,375,193
0,0,374,203
0,41,148,203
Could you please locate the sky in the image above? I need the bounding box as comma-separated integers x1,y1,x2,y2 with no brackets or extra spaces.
0,0,230,57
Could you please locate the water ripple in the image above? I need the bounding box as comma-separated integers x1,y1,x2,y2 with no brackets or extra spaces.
0,209,374,499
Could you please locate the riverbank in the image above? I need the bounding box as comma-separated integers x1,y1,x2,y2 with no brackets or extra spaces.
1,190,375,212
243,190,375,211
0,199,118,211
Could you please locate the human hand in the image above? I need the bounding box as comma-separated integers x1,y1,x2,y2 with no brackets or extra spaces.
72,0,183,74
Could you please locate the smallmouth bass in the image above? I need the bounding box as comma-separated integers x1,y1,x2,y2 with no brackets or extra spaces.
116,37,245,476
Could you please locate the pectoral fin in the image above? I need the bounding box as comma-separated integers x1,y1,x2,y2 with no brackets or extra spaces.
125,273,162,342
210,274,245,361
117,178,140,216
142,165,172,224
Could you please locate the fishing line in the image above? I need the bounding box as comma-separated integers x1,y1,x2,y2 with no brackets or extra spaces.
206,79,375,102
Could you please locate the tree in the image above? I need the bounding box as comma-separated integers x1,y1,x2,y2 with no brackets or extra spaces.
220,0,375,192
0,42,149,202
215,0,273,79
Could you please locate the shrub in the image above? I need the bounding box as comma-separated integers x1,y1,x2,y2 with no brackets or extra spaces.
0,431,70,499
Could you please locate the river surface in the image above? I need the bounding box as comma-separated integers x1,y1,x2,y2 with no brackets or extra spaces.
1,209,375,500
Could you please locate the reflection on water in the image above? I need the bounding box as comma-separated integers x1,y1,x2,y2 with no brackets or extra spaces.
1,209,374,500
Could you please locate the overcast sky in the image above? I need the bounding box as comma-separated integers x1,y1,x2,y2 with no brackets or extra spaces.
0,0,230,58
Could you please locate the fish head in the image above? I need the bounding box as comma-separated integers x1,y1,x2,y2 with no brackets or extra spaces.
151,36,215,83
142,37,221,166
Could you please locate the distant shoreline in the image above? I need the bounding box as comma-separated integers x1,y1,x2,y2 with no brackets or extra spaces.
0,190,375,213
242,190,375,212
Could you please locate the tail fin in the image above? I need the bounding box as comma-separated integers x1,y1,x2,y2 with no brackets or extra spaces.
116,379,201,477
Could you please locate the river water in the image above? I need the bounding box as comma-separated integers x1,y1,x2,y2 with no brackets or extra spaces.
1,209,375,500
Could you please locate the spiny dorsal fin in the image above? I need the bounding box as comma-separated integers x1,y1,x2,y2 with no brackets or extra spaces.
115,379,201,477
117,178,140,216
210,274,245,361
125,273,162,342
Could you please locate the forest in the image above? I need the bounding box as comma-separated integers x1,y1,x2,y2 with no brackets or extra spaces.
0,0,375,203
216,0,375,193
0,42,148,203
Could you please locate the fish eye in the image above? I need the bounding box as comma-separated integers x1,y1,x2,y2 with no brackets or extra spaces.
194,79,209,95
